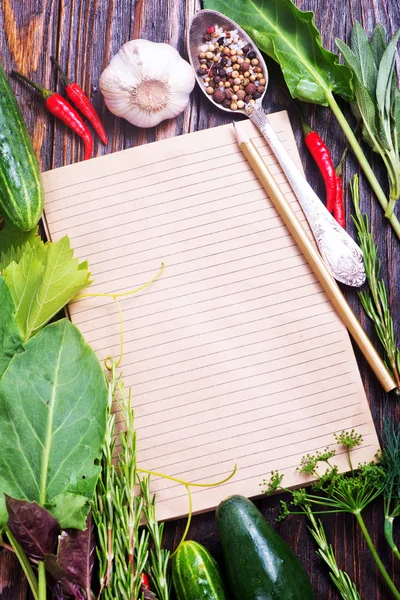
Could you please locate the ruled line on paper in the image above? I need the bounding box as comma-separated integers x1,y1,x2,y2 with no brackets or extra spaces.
136,386,359,465
98,316,341,373
44,131,283,197
42,112,380,521
134,383,358,464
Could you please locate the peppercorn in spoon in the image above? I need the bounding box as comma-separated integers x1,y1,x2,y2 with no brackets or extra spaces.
187,9,365,288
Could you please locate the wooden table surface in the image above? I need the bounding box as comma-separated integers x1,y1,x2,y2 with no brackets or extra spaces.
0,0,399,598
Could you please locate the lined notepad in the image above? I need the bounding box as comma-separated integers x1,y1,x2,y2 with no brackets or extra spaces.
42,111,379,520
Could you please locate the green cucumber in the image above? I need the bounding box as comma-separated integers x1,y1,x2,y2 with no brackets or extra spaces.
172,540,228,600
216,495,315,600
0,62,44,231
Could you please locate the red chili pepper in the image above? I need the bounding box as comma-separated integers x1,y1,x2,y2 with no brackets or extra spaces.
12,71,92,161
141,573,150,589
302,123,337,214
333,174,345,228
51,56,108,145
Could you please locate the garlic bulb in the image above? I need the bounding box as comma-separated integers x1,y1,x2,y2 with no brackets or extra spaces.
100,40,195,128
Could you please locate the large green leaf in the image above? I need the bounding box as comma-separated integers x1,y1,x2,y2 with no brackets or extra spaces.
0,319,107,529
2,236,91,342
203,0,353,105
0,276,24,378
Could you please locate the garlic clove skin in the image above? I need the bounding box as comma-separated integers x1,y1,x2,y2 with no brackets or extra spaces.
100,39,195,128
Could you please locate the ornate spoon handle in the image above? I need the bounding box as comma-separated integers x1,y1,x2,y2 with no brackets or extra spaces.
248,106,365,287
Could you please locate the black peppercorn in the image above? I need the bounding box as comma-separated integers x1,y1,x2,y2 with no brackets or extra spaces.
214,76,221,84
220,57,228,66
217,37,225,45
211,66,218,76
253,91,262,100
218,68,226,77
247,51,256,60
222,99,231,108
242,44,251,54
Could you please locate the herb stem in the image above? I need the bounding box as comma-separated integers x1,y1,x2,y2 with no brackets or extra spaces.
325,90,400,238
38,562,47,600
6,530,39,600
355,511,400,599
384,515,400,560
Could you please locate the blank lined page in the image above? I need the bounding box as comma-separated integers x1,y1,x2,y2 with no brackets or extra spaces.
42,111,379,521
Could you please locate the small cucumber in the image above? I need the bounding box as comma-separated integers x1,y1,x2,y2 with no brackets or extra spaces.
172,540,228,600
216,495,315,600
0,62,44,231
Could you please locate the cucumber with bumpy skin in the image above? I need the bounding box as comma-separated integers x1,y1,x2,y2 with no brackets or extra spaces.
172,541,228,600
0,62,44,231
217,495,315,600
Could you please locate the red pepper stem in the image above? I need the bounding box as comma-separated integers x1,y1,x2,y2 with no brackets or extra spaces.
12,71,53,100
302,122,313,136
50,56,72,87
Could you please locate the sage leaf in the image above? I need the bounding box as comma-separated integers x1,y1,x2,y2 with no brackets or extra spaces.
0,319,108,529
45,513,95,600
203,0,353,105
370,24,387,68
350,21,377,94
3,236,91,342
335,39,363,83
6,496,59,561
376,28,400,121
0,277,23,378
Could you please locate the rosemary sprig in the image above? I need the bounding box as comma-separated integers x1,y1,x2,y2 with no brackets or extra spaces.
93,363,168,599
140,477,171,600
351,174,400,389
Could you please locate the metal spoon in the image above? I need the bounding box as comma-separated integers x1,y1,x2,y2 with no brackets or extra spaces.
187,9,365,287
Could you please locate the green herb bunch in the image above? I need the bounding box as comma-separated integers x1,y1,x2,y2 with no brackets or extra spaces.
336,23,400,217
263,431,400,600
93,362,170,600
351,174,400,389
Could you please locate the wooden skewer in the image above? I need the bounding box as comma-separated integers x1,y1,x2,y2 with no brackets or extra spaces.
233,121,397,393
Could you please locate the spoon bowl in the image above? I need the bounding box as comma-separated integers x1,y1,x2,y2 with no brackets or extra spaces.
187,9,268,116
186,9,366,288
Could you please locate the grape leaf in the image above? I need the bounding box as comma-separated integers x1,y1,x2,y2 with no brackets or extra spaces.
2,236,91,342
203,0,353,105
0,277,24,377
6,496,59,560
0,221,38,256
0,319,108,529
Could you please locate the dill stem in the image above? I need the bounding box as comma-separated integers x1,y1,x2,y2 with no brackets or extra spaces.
355,512,400,599
384,515,400,560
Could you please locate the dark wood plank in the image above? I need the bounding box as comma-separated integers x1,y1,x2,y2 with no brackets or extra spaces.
0,0,399,598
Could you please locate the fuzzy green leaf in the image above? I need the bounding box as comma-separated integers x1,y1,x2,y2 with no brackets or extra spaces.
2,236,91,341
370,24,387,68
0,277,24,378
0,319,108,529
376,29,400,121
203,0,353,105
350,21,377,94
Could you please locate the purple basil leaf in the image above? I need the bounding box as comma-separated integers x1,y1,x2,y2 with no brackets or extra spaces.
45,513,95,600
45,563,86,600
6,495,59,560
142,584,157,600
